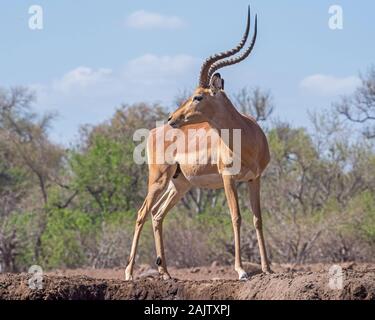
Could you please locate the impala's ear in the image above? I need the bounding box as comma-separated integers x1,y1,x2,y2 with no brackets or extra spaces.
210,73,224,94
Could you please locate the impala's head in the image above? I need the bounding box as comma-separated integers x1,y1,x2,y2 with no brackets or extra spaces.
168,6,257,129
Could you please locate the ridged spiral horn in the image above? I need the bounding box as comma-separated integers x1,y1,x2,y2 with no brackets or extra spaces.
207,14,257,84
198,6,251,88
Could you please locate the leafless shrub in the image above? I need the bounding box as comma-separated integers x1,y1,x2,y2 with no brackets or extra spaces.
336,66,375,139
234,87,274,122
163,213,233,268
89,223,133,269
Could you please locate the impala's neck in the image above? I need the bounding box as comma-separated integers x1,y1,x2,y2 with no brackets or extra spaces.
208,92,244,130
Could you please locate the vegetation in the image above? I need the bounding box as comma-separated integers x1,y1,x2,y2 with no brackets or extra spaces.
1,68,375,272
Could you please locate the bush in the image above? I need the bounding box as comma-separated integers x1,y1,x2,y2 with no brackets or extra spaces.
40,209,92,269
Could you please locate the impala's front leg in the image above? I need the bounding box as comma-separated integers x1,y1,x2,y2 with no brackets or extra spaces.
125,164,175,281
223,175,248,280
151,178,190,280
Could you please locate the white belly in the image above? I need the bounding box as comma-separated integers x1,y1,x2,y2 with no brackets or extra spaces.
185,168,257,189
185,174,224,189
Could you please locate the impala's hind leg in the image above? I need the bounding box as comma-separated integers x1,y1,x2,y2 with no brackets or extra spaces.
151,175,190,280
248,177,271,273
125,164,176,281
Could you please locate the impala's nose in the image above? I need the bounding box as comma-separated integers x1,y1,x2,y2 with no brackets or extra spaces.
168,116,178,128
168,120,178,128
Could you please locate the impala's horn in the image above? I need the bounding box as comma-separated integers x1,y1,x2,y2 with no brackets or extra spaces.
207,14,257,84
198,5,252,88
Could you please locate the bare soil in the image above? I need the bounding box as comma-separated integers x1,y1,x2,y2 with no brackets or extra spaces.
0,262,374,300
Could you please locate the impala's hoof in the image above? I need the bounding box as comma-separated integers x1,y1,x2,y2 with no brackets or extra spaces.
239,271,249,281
125,274,133,281
263,268,274,275
161,273,172,281
125,267,133,281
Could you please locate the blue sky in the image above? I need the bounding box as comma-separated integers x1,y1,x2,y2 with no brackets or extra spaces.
0,0,374,144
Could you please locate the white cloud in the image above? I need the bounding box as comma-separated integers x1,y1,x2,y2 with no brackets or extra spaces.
35,54,197,100
125,54,197,84
31,54,199,144
300,74,360,96
126,10,185,30
53,67,113,93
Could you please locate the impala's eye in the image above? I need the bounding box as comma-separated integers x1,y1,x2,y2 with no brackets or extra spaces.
193,95,203,102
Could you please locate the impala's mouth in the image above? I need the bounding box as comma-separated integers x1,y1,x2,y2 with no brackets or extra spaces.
169,115,189,128
168,120,179,129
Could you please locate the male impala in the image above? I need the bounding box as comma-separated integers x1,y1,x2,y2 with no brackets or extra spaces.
125,6,271,281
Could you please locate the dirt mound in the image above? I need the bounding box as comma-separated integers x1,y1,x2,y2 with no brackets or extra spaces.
0,263,374,300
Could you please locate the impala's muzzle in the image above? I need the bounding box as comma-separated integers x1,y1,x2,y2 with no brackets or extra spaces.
168,121,178,128
168,115,184,128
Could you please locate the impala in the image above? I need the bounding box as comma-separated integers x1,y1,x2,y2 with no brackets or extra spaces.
125,6,271,281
